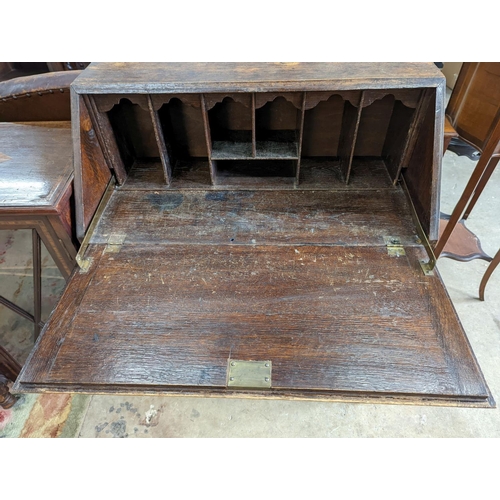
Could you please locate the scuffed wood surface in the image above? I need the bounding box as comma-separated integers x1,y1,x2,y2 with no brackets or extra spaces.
72,63,444,94
15,244,490,404
78,95,112,233
120,158,396,191
92,188,418,247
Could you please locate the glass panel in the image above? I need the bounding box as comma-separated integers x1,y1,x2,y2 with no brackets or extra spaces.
0,229,35,365
40,239,65,322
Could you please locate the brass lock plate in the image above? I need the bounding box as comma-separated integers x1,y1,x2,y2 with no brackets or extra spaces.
384,236,406,257
227,360,272,389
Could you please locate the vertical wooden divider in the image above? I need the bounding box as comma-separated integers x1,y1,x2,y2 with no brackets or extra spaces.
392,88,433,185
85,95,127,186
251,93,257,158
339,92,365,184
295,92,307,185
148,96,172,185
201,94,216,185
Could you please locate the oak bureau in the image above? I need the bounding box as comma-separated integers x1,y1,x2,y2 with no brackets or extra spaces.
14,63,493,407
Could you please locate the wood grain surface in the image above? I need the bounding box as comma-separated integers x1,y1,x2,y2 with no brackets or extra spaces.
15,244,491,405
72,63,444,94
91,187,418,247
0,122,72,207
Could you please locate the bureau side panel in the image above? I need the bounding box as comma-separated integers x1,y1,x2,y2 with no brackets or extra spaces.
72,91,112,241
402,83,444,242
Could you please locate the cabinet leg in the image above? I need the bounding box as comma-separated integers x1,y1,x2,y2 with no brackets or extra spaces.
0,375,16,409
479,248,500,301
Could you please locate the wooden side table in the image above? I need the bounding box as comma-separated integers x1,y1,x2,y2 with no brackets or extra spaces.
435,62,500,300
0,122,77,340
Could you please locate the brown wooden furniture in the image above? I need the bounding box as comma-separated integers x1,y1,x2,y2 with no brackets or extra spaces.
13,63,493,407
0,70,82,121
435,62,500,299
0,122,77,338
0,63,89,82
0,345,21,409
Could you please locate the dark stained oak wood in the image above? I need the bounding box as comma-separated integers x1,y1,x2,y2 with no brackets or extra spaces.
72,63,445,94
0,122,77,263
14,244,491,406
338,94,364,182
16,63,491,407
75,95,112,240
86,96,127,185
0,122,77,342
91,187,418,247
402,81,445,243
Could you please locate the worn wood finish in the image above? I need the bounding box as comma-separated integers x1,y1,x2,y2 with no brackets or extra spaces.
338,94,364,182
402,82,444,243
70,64,444,241
0,71,81,122
17,63,490,406
0,122,76,259
0,122,77,341
86,96,127,185
122,158,396,192
394,89,433,183
200,94,216,184
14,243,491,406
302,95,344,157
75,95,112,240
72,63,444,94
148,96,172,184
91,187,418,247
354,95,393,157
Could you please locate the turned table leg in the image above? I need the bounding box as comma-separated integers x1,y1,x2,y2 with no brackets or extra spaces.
479,248,500,301
0,374,16,409
0,345,21,409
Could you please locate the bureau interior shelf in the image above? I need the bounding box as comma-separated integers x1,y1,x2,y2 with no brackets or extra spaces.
94,88,426,189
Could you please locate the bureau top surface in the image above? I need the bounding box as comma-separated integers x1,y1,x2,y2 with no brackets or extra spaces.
72,62,444,93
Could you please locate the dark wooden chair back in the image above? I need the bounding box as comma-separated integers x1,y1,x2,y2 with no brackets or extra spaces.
0,70,82,121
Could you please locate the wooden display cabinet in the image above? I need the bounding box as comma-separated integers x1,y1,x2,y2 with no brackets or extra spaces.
13,63,494,407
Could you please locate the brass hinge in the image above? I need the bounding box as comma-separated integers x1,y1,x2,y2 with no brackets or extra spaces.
384,236,406,257
104,233,126,254
399,177,436,276
227,360,272,389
